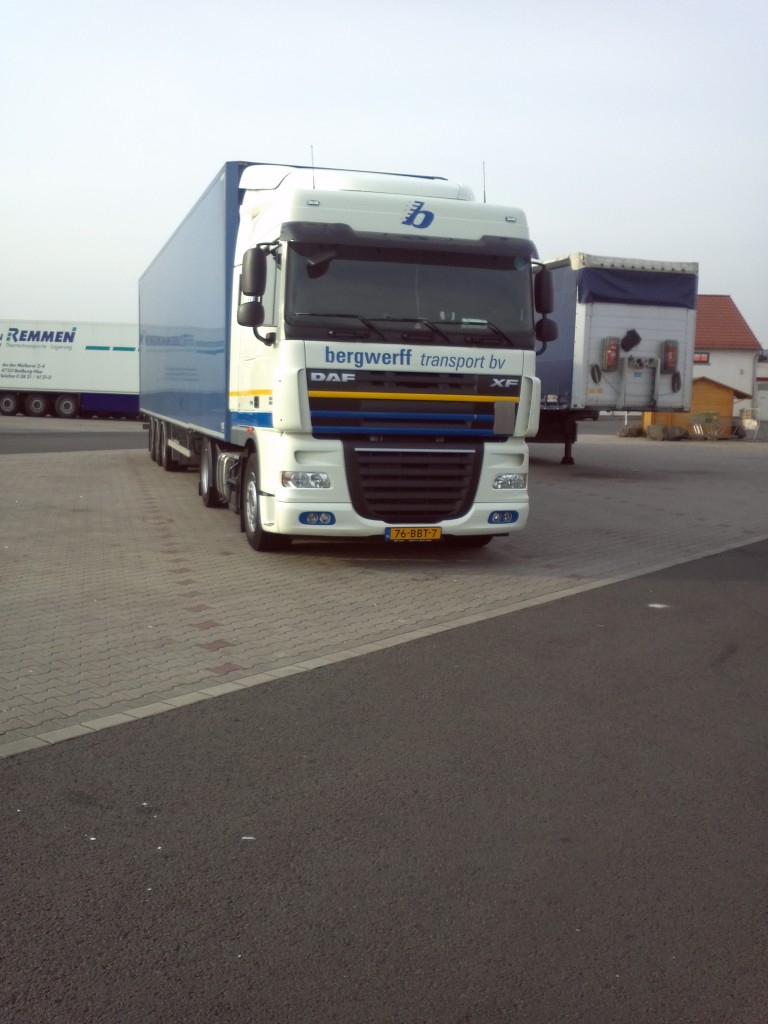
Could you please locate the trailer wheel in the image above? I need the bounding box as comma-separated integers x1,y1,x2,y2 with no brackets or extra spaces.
242,451,291,551
148,418,157,461
152,419,163,463
200,439,225,508
160,421,178,472
0,393,20,416
54,394,78,418
25,394,50,417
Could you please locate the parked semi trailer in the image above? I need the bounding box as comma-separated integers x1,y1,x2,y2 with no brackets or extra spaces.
533,253,698,462
0,319,139,417
140,161,557,551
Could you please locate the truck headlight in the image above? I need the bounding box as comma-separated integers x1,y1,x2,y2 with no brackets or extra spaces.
493,473,527,489
282,471,331,489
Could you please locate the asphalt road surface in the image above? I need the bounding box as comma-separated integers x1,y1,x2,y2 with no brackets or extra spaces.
0,415,146,454
3,540,768,1024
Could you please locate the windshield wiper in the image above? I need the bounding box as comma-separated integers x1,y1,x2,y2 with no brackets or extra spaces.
364,317,455,344
374,316,515,347
294,313,386,340
412,319,452,344
460,319,515,346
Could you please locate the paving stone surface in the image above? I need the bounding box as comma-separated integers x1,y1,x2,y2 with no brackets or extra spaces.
2,422,767,756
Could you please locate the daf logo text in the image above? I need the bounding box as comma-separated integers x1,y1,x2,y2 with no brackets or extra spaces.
311,371,356,383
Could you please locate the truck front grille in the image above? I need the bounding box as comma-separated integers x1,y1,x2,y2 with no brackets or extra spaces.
344,443,482,524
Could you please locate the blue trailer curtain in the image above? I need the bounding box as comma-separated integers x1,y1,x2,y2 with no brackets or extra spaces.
577,268,697,309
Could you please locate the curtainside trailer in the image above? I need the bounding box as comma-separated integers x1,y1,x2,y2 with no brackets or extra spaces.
533,253,698,463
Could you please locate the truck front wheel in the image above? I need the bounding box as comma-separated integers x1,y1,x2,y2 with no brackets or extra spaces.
242,451,291,552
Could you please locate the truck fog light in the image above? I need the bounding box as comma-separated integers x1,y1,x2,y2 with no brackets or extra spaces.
489,510,519,524
299,511,336,526
282,471,331,489
493,473,527,489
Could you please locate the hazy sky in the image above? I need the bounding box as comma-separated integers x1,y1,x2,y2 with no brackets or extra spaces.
2,0,766,345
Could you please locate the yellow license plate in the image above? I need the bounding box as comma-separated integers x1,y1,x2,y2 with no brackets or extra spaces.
385,527,442,542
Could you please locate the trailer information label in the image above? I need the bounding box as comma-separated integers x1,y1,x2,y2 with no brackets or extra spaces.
1,362,52,382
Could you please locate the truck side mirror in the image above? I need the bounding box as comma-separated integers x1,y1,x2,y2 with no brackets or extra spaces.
241,248,267,297
535,317,558,343
237,298,265,328
534,267,555,316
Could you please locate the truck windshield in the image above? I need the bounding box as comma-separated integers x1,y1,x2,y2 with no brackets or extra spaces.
284,242,534,347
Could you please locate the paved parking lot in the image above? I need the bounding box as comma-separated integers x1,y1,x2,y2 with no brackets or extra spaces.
2,418,767,757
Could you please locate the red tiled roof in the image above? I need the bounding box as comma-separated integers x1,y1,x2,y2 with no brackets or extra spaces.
695,295,761,351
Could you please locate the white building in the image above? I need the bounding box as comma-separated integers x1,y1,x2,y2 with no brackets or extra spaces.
694,295,763,425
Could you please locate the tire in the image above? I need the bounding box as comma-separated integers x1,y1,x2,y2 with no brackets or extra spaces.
152,419,162,463
242,451,291,551
0,393,20,416
200,439,225,508
148,418,157,461
160,421,177,472
54,394,79,418
25,393,50,417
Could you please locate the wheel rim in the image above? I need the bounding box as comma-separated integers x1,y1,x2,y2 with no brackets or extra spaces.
201,447,211,493
57,398,76,417
245,474,259,533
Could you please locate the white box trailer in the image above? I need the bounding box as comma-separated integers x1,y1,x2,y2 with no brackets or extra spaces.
0,320,139,417
534,253,698,462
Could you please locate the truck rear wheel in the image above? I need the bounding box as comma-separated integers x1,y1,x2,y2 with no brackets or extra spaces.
242,451,291,551
25,394,50,417
54,394,79,418
0,393,20,416
200,439,225,507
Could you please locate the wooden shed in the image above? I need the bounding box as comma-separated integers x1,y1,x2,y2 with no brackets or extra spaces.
643,377,751,437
